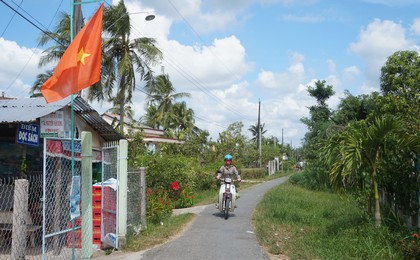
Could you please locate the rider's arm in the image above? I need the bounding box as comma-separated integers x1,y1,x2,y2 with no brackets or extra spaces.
216,168,223,180
233,167,241,181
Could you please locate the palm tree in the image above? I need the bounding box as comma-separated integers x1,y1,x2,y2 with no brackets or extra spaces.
31,12,72,96
323,116,420,226
142,105,160,129
169,101,195,139
144,74,190,130
88,0,162,133
248,123,267,143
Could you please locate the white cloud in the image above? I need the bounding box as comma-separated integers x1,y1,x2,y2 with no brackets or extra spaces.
349,19,417,90
254,52,305,92
342,66,360,82
0,38,44,98
411,18,420,35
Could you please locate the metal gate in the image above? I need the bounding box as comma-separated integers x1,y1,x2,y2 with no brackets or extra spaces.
42,137,82,259
101,143,119,249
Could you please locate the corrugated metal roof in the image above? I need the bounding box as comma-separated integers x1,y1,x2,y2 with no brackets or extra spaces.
0,96,123,141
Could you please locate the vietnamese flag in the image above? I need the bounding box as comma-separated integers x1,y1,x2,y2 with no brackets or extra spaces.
41,3,104,103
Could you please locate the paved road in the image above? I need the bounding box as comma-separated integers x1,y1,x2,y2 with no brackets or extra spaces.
96,176,288,260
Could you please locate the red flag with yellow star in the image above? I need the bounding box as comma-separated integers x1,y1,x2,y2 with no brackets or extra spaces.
41,3,104,103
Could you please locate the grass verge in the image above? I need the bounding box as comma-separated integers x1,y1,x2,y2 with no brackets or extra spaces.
124,213,195,252
253,181,403,259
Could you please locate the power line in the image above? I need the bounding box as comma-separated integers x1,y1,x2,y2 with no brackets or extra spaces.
0,0,65,48
0,0,23,37
3,0,66,97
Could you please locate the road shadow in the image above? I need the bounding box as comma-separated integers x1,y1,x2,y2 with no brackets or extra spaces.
212,211,237,219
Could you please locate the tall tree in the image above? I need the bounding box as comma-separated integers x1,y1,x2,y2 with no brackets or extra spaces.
379,50,420,135
144,73,190,130
31,12,73,96
88,0,162,133
248,123,267,143
301,80,335,160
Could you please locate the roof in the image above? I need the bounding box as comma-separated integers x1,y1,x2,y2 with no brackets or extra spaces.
0,96,123,141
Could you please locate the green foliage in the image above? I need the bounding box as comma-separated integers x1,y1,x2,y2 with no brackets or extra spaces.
254,182,403,259
379,50,420,135
241,168,266,179
135,155,196,190
145,188,173,224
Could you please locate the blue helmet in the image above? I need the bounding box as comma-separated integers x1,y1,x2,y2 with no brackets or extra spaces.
224,154,233,161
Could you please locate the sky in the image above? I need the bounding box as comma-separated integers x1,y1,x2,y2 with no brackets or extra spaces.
0,0,419,147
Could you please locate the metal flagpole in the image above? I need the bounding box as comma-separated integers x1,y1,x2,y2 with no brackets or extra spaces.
69,1,102,259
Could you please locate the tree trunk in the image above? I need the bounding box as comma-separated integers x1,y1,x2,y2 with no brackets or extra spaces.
373,176,381,226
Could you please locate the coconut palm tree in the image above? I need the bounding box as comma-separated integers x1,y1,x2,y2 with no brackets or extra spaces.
144,74,190,130
169,101,195,139
88,0,162,133
248,123,267,143
30,12,72,96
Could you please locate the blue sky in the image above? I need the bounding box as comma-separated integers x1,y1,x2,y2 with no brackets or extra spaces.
1,0,419,147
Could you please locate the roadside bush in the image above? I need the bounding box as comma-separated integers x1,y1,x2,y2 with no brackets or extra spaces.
241,168,266,179
146,188,173,224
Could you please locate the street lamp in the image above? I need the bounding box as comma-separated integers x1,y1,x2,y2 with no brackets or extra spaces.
129,11,155,21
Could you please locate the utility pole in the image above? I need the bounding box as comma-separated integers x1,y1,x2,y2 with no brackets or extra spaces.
281,128,283,147
257,99,262,168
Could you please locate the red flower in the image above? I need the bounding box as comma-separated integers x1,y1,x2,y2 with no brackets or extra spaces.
412,233,419,239
170,181,180,191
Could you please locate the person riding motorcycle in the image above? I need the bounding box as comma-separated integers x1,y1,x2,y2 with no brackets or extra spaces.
216,154,241,208
216,154,241,182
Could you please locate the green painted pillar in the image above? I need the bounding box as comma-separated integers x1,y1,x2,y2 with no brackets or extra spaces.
81,131,92,259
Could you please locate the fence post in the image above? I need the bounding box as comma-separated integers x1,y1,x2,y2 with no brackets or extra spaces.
81,131,93,259
12,179,29,260
118,139,128,248
140,167,146,229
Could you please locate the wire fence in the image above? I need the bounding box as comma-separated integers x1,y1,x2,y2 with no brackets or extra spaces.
127,168,146,234
42,138,82,259
101,144,118,249
0,174,43,259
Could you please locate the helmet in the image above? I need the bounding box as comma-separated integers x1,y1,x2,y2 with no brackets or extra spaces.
224,154,233,161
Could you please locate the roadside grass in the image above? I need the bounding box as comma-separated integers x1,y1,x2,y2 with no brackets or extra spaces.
124,213,195,252
253,182,403,259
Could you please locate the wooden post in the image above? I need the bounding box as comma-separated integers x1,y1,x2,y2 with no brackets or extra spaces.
12,179,29,260
140,167,146,229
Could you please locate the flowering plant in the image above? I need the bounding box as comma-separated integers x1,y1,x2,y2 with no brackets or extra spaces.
400,232,420,259
177,183,195,208
146,188,173,224
170,181,180,191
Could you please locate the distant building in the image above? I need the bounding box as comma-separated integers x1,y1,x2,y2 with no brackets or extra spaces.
101,113,183,153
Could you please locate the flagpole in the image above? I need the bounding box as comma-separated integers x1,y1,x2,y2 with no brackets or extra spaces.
69,2,76,260
69,1,102,260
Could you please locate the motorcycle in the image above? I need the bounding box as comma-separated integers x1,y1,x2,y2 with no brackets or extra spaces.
217,177,238,219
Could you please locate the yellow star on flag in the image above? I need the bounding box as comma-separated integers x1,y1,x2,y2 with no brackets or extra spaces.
77,47,91,65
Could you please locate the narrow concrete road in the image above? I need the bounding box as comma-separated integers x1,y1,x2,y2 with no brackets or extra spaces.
96,176,288,260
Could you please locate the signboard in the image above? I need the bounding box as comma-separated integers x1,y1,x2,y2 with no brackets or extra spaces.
40,111,64,138
16,123,40,146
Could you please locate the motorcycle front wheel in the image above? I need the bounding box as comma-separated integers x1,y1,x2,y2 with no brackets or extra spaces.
224,198,230,219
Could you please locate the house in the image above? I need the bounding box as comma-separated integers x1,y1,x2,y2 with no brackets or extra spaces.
101,112,183,153
0,96,126,256
0,96,123,179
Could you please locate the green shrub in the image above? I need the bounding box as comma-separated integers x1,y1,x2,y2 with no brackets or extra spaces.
241,168,266,179
146,188,173,224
